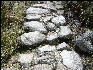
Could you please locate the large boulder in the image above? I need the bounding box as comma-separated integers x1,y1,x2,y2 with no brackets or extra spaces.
75,31,93,53
20,31,46,46
23,21,47,33
51,15,66,26
60,50,83,70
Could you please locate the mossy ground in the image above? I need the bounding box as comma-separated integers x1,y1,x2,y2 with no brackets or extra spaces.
1,1,36,67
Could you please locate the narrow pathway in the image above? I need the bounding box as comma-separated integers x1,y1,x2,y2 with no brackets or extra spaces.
2,1,84,70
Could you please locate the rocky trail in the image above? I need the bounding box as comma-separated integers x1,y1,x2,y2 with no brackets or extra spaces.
1,1,93,70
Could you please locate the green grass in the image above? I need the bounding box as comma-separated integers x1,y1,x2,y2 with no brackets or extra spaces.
1,1,36,67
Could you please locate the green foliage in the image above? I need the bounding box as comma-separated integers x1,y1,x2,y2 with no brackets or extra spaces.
1,1,31,67
63,1,93,28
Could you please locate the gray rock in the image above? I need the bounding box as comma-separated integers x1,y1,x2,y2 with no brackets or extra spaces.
53,1,62,5
58,26,72,38
46,31,58,42
55,5,63,10
23,21,47,33
30,64,53,70
38,45,56,52
57,10,64,15
56,42,70,51
17,53,34,68
75,31,93,53
20,31,46,46
33,3,56,11
46,22,57,30
40,16,54,23
60,50,83,70
26,14,41,20
56,62,68,70
26,7,50,14
35,52,56,65
51,16,66,26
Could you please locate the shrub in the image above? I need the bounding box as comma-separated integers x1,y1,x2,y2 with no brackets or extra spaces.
63,1,93,28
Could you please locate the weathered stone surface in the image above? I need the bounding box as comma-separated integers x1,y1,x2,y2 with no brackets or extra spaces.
46,31,58,41
23,21,47,33
51,15,66,26
3,1,85,70
17,53,34,68
46,22,56,30
35,52,56,65
20,31,46,46
60,50,83,70
55,5,63,10
30,64,53,70
57,10,64,15
33,3,56,11
56,42,70,51
26,7,50,14
16,43,83,70
58,26,72,38
40,16,54,23
38,45,56,52
26,14,41,20
53,1,62,5
75,31,93,53
56,62,68,70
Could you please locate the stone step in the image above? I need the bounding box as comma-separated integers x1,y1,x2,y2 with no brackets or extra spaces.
20,31,46,46
23,21,47,33
26,7,50,14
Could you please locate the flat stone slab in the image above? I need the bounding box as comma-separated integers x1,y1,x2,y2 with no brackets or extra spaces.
33,3,56,11
26,7,50,14
38,45,56,52
26,14,41,20
23,21,47,33
20,31,46,46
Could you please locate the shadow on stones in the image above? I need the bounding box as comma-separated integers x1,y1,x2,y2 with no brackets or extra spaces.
14,40,49,53
75,45,93,57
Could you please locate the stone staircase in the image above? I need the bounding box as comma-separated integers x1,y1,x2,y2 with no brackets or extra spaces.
1,1,84,70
